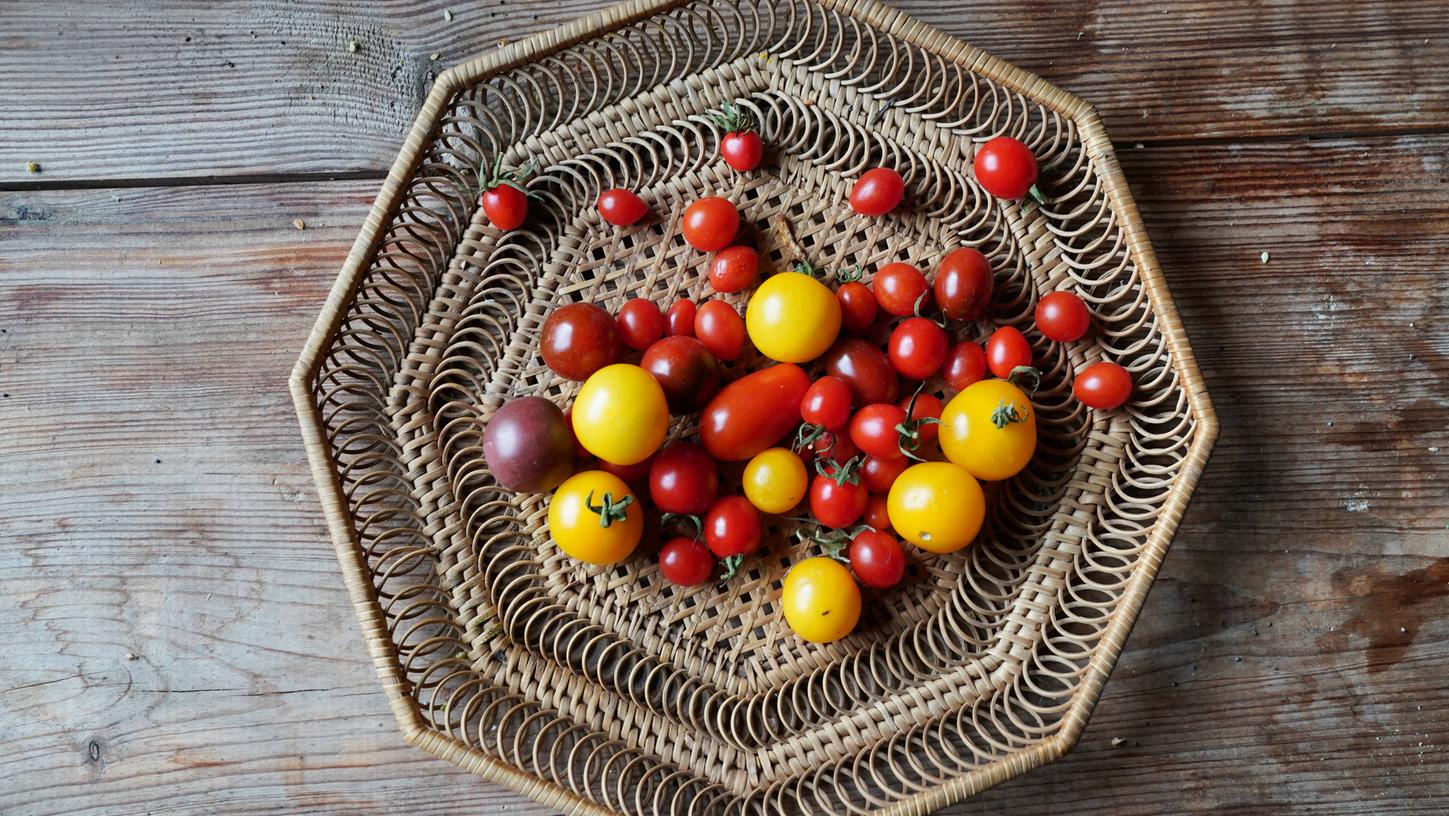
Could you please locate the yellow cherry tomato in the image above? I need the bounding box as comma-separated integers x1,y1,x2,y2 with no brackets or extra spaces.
742,447,808,514
547,470,643,564
887,462,984,553
938,378,1037,481
745,271,841,363
571,364,669,465
781,557,861,643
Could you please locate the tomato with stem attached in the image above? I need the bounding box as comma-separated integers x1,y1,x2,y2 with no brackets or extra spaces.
711,101,763,172
708,246,759,293
889,317,949,380
974,136,1043,202
478,156,535,231
938,378,1037,481
597,188,649,226
704,495,762,558
1035,291,1091,342
836,281,878,333
934,248,993,321
649,442,719,515
873,262,930,317
985,326,1033,379
681,197,740,251
899,391,942,446
548,470,643,564
849,403,908,461
616,298,665,351
699,363,810,461
658,537,714,586
850,529,906,589
1074,361,1133,410
800,376,853,432
810,465,869,529
541,303,621,381
849,168,905,217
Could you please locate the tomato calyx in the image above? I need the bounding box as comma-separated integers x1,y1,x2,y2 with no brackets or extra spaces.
660,511,704,540
718,554,745,586
815,454,862,486
585,490,634,528
798,523,874,564
1027,184,1047,206
793,423,846,459
1008,365,1042,394
895,388,941,461
835,264,864,284
477,154,543,199
990,399,1030,429
709,100,757,135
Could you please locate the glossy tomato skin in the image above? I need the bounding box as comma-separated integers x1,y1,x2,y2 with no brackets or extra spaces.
934,248,993,320
483,397,576,492
836,281,878,333
681,197,740,251
597,188,649,226
900,392,943,445
888,318,949,380
658,537,714,586
616,298,665,351
548,470,643,564
850,530,906,589
708,246,759,293
597,453,654,486
745,272,841,363
824,338,899,407
782,558,861,642
863,493,892,531
571,364,670,466
704,496,762,557
541,303,621,381
1035,291,1091,342
700,364,810,461
860,455,908,494
721,131,764,172
849,404,908,461
649,442,719,515
481,184,528,231
942,341,988,392
694,300,747,362
742,447,808,514
886,462,984,553
640,336,722,413
665,300,696,337
849,168,905,217
985,326,1033,379
1074,361,1132,409
801,376,853,432
974,136,1040,200
939,379,1037,481
810,474,869,529
873,263,930,317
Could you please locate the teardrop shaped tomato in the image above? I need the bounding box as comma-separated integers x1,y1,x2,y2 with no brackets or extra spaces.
699,363,810,461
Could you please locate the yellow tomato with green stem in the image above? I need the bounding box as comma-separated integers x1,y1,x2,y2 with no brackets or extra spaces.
938,378,1037,481
571,363,669,465
781,557,861,643
886,461,985,553
745,271,841,363
548,470,643,564
742,447,808,514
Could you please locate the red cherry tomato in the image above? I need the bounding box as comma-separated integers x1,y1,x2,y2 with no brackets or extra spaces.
835,281,878,333
810,474,869,529
699,364,810,461
541,303,621,381
597,188,649,226
985,326,1033,379
942,341,988,392
641,336,721,413
665,300,696,337
863,493,891,531
849,403,908,461
974,136,1040,201
616,298,665,351
899,392,943,445
481,183,528,231
801,376,853,432
934,248,993,321
888,318,949,380
694,300,746,362
860,455,908,494
658,537,715,586
681,197,740,251
849,168,905,217
873,262,930,317
1035,291,1091,342
849,530,906,589
824,338,899,407
1074,361,1133,410
649,442,719,515
704,495,762,557
708,246,759,293
721,131,764,172
562,406,590,458
597,452,654,485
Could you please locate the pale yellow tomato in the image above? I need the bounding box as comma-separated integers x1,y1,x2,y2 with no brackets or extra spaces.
745,271,841,363
548,470,642,564
742,447,808,514
886,462,984,553
571,364,669,465
781,557,861,643
938,378,1037,481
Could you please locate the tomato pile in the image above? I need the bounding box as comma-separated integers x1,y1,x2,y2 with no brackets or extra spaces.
481,130,1134,644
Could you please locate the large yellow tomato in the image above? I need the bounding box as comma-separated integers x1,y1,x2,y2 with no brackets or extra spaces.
745,271,841,363
742,447,807,514
781,557,861,643
938,379,1037,481
886,462,984,553
547,470,642,564
571,364,669,465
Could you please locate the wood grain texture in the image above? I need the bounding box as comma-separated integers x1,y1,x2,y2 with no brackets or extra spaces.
2,1,1447,184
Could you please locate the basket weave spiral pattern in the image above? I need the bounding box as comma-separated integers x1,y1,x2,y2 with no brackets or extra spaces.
290,1,1218,813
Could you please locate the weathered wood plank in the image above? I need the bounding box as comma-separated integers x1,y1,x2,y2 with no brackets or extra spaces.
2,1,1446,184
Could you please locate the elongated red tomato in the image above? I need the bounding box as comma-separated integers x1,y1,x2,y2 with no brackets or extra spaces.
985,326,1032,379
1074,361,1133,410
835,281,878,333
699,364,810,461
694,300,746,361
597,188,649,226
800,376,853,432
934,248,993,321
849,168,905,216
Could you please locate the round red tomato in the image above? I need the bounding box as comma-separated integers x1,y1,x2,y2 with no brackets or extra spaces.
649,442,719,515
481,183,528,231
810,473,869,529
934,248,993,321
824,338,899,407
836,281,878,333
681,197,740,251
1035,291,1091,342
541,303,621,381
985,326,1032,379
704,495,762,557
694,300,746,362
722,131,764,172
665,300,696,337
899,392,942,446
860,455,908,494
849,530,905,589
616,298,665,351
708,246,759,293
597,188,649,226
641,336,721,413
598,453,654,485
699,364,810,462
974,136,1040,201
658,537,714,586
942,341,988,392
849,403,908,461
873,263,930,317
801,376,853,432
888,318,949,380
863,493,891,531
849,168,905,216
1074,361,1132,410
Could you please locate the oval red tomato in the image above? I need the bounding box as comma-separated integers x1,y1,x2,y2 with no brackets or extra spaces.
849,530,906,589
1035,291,1091,342
835,281,878,333
541,302,621,381
658,537,715,586
863,493,891,531
616,298,665,351
824,338,899,407
649,442,719,515
810,473,869,529
704,496,762,557
597,188,649,226
681,197,740,251
849,168,905,216
641,336,722,412
942,341,988,392
708,246,759,293
850,403,908,461
934,248,993,321
800,376,853,432
985,326,1033,379
974,136,1040,201
699,363,810,461
1074,361,1133,410
694,300,746,362
665,299,696,337
888,318,949,380
873,262,930,317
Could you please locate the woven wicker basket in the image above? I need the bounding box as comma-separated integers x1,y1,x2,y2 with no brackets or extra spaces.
290,1,1218,813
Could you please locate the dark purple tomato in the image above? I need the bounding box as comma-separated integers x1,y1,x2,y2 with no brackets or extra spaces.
541,302,621,381
823,337,899,407
483,397,575,491
641,336,722,413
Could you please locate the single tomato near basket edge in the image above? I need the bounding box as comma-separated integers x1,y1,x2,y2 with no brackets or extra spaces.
548,470,643,564
699,363,810,461
1074,361,1133,410
974,136,1042,202
849,168,905,217
782,557,861,643
1036,290,1091,343
483,396,575,492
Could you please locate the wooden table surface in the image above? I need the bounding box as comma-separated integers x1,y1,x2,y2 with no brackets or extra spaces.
3,2,1446,813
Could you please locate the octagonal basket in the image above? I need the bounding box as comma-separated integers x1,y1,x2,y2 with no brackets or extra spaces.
290,0,1218,813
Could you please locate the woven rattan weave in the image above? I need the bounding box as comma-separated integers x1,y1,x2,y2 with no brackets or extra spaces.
291,1,1218,813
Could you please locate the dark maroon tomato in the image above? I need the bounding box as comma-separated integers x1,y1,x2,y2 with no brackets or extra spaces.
824,338,899,407
873,262,931,317
597,188,649,226
649,442,719,515
562,406,590,458
934,248,993,321
616,298,665,351
849,167,905,217
800,376,853,432
659,537,715,586
849,403,908,461
860,455,908,494
641,336,722,413
481,183,528,231
704,496,762,557
598,452,654,485
985,326,1033,379
700,364,810,461
1035,290,1091,342
888,318,949,380
1074,361,1133,410
809,474,869,529
721,131,764,172
942,341,988,392
665,300,697,337
541,302,621,381
681,197,740,252
899,392,943,445
694,300,746,362
836,281,878,333
709,246,759,294
849,530,906,589
483,397,575,491
974,136,1040,201
863,493,891,531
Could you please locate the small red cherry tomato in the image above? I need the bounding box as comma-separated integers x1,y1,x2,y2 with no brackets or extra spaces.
1074,361,1133,410
810,474,869,529
597,188,649,226
649,442,719,515
863,493,892,531
799,428,859,468
658,537,715,586
1035,291,1091,342
681,197,740,251
694,300,746,362
708,246,759,293
721,131,764,172
849,168,905,217
888,318,949,380
850,403,909,461
801,376,854,432
899,392,943,445
873,262,930,317
597,453,654,485
704,495,762,557
860,455,908,494
835,281,878,333
985,326,1032,379
665,300,697,337
849,529,906,589
974,136,1040,201
942,341,988,392
824,338,899,407
481,183,528,231
934,248,993,321
616,298,665,351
